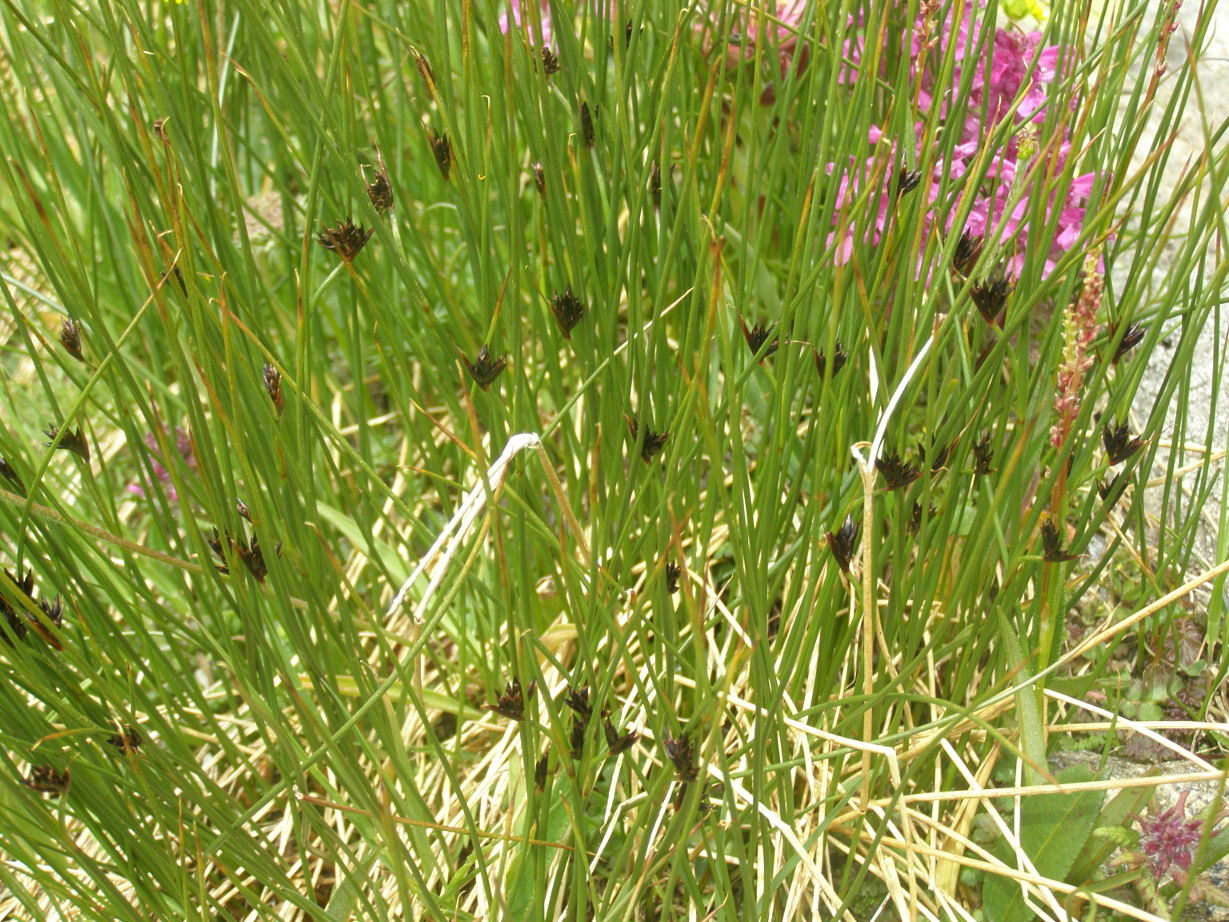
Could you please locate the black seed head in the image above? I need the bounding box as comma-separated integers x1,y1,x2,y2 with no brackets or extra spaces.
236,499,252,521
906,501,937,536
826,514,859,574
1098,472,1127,510
163,265,186,294
970,276,1014,324
531,162,546,198
233,534,268,581
485,678,534,722
664,734,698,782
738,315,779,360
263,363,284,415
896,166,922,196
459,345,508,389
0,457,24,493
430,130,452,179
60,317,83,361
921,439,952,473
604,717,638,756
569,718,586,760
813,342,848,379
626,416,669,463
665,559,681,594
107,726,142,754
38,594,64,628
45,425,90,463
952,230,984,276
650,161,662,208
1,569,36,644
317,220,373,262
23,765,69,796
549,286,586,337
1040,519,1079,563
972,434,995,476
1112,321,1145,364
366,165,393,212
876,449,922,491
207,529,230,574
563,685,592,720
580,101,595,147
534,753,549,791
1102,421,1144,466
541,46,559,75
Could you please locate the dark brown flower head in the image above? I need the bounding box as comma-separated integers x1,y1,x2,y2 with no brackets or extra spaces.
563,685,592,720
485,678,534,721
263,363,284,415
45,425,90,462
0,457,24,493
826,514,859,574
163,264,187,294
60,317,84,361
921,439,952,473
236,499,252,521
233,534,268,581
1040,519,1079,563
896,166,922,196
534,753,550,791
650,161,662,208
107,726,142,754
541,46,560,75
813,342,848,379
570,718,586,759
906,501,937,536
1,569,36,643
459,345,508,389
207,529,229,574
876,449,922,491
531,162,546,198
951,230,984,276
972,433,995,475
664,734,698,783
414,53,437,93
317,220,373,262
738,315,779,360
1112,321,1146,364
549,286,586,337
970,276,1014,324
604,717,638,756
579,101,595,147
37,593,62,627
665,559,681,594
626,416,669,463
23,765,69,796
1102,421,1144,466
366,165,393,212
430,130,452,179
1098,472,1127,510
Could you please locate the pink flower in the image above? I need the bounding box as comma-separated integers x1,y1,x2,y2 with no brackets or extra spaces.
128,427,195,504
706,1,810,73
498,0,554,47
1136,791,1218,880
827,2,1095,278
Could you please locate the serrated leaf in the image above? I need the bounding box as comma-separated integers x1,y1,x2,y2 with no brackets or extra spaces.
982,764,1104,922
1067,782,1153,884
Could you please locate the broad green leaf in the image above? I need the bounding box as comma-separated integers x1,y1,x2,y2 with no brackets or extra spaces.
982,764,1104,922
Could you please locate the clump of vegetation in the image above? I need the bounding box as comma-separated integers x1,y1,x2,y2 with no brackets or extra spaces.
0,0,1225,919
